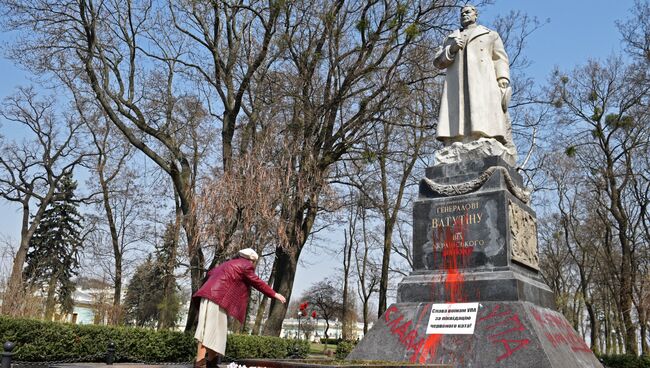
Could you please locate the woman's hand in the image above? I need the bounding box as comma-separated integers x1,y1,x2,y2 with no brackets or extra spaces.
275,293,287,304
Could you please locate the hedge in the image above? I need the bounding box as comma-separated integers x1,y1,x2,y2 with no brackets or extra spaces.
0,316,308,362
226,334,308,359
335,340,357,360
600,355,650,368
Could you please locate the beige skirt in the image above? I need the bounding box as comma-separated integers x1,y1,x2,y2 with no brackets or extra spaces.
194,298,228,355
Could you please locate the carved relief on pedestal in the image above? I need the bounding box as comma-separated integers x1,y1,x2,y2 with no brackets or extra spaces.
508,199,539,270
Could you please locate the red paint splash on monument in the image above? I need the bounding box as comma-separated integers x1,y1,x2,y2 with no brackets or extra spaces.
415,213,473,363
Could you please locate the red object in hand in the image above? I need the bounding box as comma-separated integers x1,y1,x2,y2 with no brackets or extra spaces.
311,311,317,319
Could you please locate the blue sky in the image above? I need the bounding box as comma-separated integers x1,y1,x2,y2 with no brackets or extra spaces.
0,0,639,299
481,0,633,81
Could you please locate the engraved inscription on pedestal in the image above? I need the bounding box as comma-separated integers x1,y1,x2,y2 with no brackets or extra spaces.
413,191,509,271
508,199,539,270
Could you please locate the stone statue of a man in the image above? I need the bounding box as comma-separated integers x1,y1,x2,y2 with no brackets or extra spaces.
434,5,516,161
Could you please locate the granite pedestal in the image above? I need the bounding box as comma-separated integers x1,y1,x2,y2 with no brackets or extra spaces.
347,157,602,367
347,301,602,368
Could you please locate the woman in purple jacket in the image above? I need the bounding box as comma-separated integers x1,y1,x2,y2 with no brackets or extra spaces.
192,248,286,368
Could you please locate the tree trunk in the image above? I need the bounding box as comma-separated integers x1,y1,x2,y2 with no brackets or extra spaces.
183,238,204,332
252,268,275,335
585,301,599,354
604,139,637,355
641,320,648,356
3,192,51,316
222,112,235,172
3,236,30,315
324,320,330,341
160,204,181,329
182,202,204,331
604,307,612,354
616,326,624,354
178,170,205,332
262,247,300,336
263,188,319,336
363,297,370,334
639,307,649,356
377,222,394,317
341,230,353,340
44,275,58,320
99,170,123,325
112,252,122,324
619,236,637,354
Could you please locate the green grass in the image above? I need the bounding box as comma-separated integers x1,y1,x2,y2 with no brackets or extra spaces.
308,342,337,355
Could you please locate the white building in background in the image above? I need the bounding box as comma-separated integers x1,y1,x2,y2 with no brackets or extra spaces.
69,285,115,324
70,288,97,324
52,277,118,325
278,318,370,342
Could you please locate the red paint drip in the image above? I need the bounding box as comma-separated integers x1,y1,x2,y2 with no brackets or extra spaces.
417,334,442,363
416,211,473,363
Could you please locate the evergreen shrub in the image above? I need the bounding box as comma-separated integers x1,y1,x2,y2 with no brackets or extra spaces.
225,334,309,359
334,340,357,360
0,316,307,362
600,355,650,368
0,316,194,362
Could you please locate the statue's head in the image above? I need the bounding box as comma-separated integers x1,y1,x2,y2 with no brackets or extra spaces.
460,4,478,27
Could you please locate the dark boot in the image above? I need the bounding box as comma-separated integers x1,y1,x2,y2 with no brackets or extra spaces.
206,354,222,368
194,358,206,368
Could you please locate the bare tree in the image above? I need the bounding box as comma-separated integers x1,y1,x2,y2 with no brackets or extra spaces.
548,55,650,354
301,279,344,341
166,0,282,170
0,0,219,330
353,199,380,334
0,88,86,315
543,152,606,353
340,190,356,340
260,0,461,335
81,106,142,324
617,0,650,63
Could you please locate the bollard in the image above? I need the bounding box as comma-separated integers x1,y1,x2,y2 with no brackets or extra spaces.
2,342,15,368
106,341,115,365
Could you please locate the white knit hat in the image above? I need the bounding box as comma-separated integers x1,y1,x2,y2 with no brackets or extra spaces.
238,248,259,261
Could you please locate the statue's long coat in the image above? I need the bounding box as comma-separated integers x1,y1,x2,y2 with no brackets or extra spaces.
435,25,510,143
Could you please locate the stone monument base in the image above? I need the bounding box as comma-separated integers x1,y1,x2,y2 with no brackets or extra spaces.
348,156,601,366
397,268,555,309
347,301,603,367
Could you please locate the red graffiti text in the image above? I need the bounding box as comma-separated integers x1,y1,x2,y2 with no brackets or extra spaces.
477,304,531,362
384,305,428,362
531,307,591,353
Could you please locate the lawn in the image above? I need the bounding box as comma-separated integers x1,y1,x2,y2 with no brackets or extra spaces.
308,342,337,356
